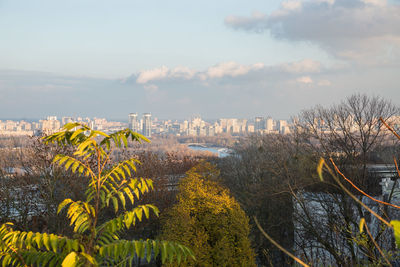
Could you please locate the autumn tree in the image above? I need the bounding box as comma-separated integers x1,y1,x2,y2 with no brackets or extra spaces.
218,133,317,266
217,94,399,265
0,123,193,266
160,162,256,267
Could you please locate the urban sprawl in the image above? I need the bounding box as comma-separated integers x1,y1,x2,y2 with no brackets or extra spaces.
0,113,292,137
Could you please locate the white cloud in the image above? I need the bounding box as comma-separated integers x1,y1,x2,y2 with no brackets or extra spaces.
169,67,196,79
136,66,196,84
361,0,387,7
297,76,313,84
280,59,321,73
206,61,264,78
224,12,268,33
282,1,302,10
225,0,400,64
135,62,265,84
136,66,169,84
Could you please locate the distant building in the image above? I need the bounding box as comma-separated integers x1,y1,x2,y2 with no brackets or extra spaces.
255,117,264,132
142,113,152,137
266,117,274,131
277,120,287,133
247,124,255,133
62,116,75,126
128,113,140,133
40,116,61,134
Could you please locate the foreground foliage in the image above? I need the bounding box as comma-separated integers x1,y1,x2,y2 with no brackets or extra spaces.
161,162,256,267
0,123,194,266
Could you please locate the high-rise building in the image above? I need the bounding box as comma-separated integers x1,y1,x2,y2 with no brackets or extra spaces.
266,117,274,131
128,113,140,133
277,120,287,133
142,113,152,137
255,117,265,132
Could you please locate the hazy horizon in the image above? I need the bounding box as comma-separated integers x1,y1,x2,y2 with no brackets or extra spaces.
1,0,399,119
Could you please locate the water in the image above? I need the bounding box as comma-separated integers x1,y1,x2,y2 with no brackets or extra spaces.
188,145,230,158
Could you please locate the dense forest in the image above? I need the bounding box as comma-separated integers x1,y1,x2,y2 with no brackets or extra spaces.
1,94,400,266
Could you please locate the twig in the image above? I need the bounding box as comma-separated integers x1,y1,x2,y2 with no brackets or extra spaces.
329,158,400,210
364,221,392,267
254,217,310,267
394,157,400,179
379,117,400,140
323,159,391,228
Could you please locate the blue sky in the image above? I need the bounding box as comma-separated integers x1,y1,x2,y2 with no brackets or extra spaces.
0,0,399,120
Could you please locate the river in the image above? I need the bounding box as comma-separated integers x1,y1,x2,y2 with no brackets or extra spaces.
187,145,230,158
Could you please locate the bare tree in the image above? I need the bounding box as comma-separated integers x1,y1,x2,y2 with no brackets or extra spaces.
217,94,399,266
218,133,317,266
296,93,399,190
291,94,400,265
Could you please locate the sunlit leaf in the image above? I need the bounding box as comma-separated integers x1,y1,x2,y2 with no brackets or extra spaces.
61,252,78,267
317,158,325,181
359,218,365,233
391,220,400,248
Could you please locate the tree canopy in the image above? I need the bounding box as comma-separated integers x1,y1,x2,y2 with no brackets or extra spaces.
161,162,256,267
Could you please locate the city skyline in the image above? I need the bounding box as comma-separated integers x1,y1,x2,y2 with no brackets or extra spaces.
0,111,293,122
0,113,295,137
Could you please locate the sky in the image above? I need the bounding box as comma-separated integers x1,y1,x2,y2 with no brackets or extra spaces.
0,0,399,120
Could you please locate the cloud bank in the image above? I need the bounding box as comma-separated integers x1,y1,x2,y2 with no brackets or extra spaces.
0,57,398,120
225,0,400,63
131,59,322,85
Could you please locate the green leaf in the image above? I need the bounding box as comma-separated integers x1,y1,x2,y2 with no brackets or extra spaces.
391,220,400,248
122,134,128,148
2,254,10,267
135,241,143,259
123,187,134,205
72,240,79,251
112,197,119,213
118,192,126,210
50,234,58,253
80,252,97,265
146,240,152,263
57,156,69,166
153,240,159,258
70,128,84,141
161,242,167,264
63,122,81,131
167,242,176,264
62,252,78,267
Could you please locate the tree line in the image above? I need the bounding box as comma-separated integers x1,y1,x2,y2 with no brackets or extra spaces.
1,94,400,266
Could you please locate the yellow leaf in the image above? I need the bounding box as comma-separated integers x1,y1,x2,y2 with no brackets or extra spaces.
391,220,400,248
359,218,365,233
317,158,325,181
62,252,78,267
